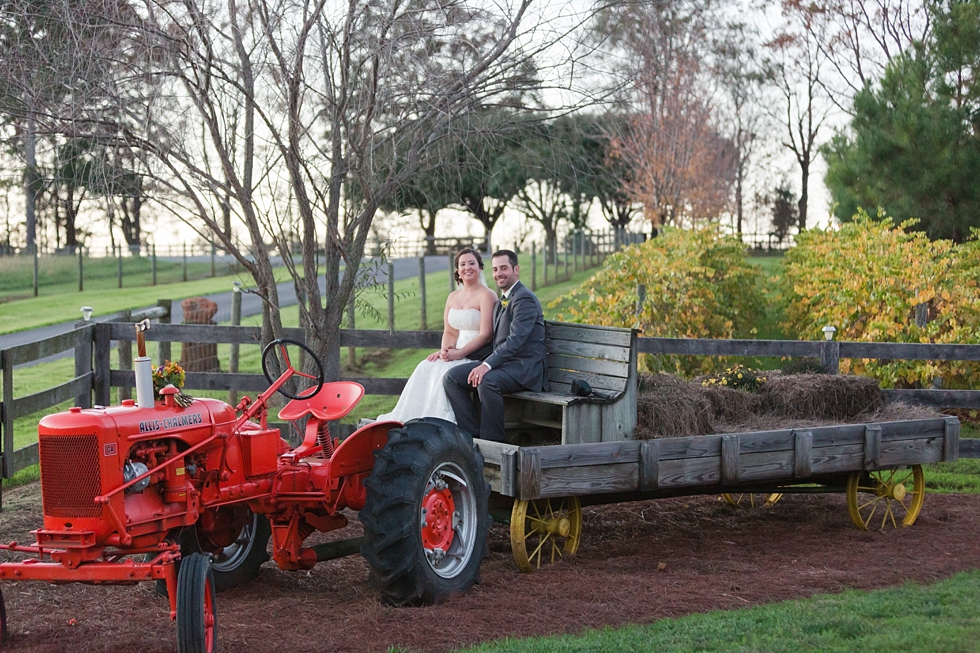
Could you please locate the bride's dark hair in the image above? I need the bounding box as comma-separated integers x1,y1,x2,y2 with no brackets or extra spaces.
453,247,484,284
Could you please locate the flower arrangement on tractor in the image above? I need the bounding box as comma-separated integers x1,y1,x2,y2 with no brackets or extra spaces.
0,323,490,653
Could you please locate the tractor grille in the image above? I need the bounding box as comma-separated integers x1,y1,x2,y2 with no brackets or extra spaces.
39,435,103,518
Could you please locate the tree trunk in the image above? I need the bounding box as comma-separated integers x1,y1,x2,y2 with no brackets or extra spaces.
798,159,809,232
24,115,38,254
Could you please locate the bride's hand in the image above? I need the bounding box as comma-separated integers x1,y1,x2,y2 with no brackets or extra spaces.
442,347,462,361
426,350,443,362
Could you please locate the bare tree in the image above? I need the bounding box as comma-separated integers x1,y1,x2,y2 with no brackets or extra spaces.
591,0,733,230
765,1,833,232
89,0,561,379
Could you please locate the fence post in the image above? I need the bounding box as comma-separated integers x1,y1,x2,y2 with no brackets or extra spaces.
636,284,646,320
74,323,93,408
419,256,427,330
182,243,188,282
157,299,172,364
152,244,157,286
33,248,39,297
2,349,14,482
531,243,537,291
118,310,133,401
574,234,579,273
117,246,123,288
77,248,84,292
553,241,559,284
210,244,216,278
820,325,840,374
93,323,111,406
543,242,549,286
387,261,396,335
347,292,356,369
229,285,242,406
563,240,569,280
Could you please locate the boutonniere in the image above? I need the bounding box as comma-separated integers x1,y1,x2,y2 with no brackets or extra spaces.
500,298,510,308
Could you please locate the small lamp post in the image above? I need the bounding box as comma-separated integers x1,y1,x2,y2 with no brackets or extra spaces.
80,306,94,322
822,325,837,341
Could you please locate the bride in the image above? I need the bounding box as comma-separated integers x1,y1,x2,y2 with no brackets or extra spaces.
377,248,498,424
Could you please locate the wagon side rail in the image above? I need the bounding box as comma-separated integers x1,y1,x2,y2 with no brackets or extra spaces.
477,416,959,501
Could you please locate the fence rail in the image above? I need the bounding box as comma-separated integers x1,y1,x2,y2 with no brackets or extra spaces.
4,321,980,498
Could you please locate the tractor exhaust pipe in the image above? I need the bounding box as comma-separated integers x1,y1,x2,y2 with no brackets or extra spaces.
134,320,155,408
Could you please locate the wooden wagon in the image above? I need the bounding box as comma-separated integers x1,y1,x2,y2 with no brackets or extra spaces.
476,322,961,572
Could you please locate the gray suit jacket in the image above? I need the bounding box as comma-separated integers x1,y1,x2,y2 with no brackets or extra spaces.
484,281,549,392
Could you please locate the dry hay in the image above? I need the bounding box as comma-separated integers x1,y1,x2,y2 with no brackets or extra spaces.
636,373,942,440
636,374,714,438
759,374,885,421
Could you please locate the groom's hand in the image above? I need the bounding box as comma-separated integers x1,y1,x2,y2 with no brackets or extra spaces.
468,362,490,386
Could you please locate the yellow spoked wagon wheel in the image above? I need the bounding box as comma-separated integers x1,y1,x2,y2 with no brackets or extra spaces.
721,493,783,508
510,496,582,573
846,465,925,531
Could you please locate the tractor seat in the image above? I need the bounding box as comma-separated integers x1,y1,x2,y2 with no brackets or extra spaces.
278,381,365,422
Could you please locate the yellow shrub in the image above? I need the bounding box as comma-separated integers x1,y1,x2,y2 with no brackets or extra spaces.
551,225,765,375
779,212,980,388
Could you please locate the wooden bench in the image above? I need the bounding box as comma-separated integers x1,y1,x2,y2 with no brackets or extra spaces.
503,321,639,445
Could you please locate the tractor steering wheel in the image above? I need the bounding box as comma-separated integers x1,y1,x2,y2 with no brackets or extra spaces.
260,338,324,400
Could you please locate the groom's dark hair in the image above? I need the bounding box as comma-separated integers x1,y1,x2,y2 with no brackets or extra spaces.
492,249,518,267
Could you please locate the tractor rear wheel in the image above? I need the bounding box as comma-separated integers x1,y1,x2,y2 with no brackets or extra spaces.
360,417,490,606
176,553,217,653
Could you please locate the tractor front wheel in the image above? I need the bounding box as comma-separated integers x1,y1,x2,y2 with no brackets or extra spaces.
178,508,271,593
176,553,217,653
360,418,490,606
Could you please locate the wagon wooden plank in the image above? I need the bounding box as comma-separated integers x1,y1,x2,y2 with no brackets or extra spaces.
810,444,865,475
794,430,813,477
864,425,882,470
657,436,722,460
640,440,659,491
482,465,502,494
735,450,795,482
518,448,541,500
536,463,640,499
879,437,943,466
565,402,602,445
547,354,630,378
945,418,960,462
548,369,626,393
545,339,631,363
536,440,640,468
657,456,720,488
475,440,519,466
500,450,517,497
545,323,633,347
721,435,740,485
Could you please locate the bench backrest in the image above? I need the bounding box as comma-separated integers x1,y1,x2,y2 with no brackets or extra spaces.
544,321,637,400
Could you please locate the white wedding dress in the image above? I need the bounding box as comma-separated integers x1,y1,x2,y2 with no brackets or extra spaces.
377,308,482,424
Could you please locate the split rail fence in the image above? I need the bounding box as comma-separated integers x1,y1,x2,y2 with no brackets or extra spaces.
4,319,980,503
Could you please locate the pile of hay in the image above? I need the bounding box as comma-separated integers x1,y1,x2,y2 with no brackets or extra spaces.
635,372,942,440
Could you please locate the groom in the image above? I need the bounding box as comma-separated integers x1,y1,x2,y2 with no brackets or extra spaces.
444,249,549,442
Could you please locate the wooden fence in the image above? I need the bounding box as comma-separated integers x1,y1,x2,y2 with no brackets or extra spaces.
4,320,980,497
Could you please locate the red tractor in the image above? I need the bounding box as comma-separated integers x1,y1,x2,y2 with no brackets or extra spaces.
0,335,490,652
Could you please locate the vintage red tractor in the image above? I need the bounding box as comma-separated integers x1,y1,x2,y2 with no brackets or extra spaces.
0,333,490,652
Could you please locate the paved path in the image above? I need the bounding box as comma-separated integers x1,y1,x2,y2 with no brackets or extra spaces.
0,256,452,368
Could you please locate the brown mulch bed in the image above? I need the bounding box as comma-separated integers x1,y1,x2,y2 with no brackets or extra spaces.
2,482,980,652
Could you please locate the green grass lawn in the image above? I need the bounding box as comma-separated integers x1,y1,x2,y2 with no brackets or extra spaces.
0,254,241,302
462,569,980,653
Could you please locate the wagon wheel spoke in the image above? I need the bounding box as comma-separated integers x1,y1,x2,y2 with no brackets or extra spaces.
510,497,582,573
847,465,925,531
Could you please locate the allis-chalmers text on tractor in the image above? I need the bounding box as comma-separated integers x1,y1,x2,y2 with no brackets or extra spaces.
0,326,490,653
